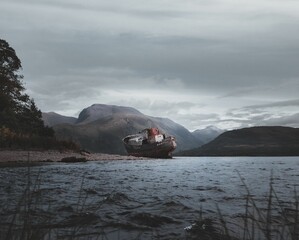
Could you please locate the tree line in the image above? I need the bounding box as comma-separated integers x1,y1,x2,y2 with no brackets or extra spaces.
0,39,78,150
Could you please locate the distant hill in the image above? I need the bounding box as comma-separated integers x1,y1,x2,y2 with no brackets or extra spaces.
42,112,77,126
192,126,224,145
43,104,202,154
180,126,299,156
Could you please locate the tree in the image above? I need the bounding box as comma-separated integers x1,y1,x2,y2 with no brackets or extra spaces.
0,39,23,128
0,39,54,140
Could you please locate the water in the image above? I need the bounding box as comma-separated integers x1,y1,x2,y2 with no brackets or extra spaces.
0,157,298,239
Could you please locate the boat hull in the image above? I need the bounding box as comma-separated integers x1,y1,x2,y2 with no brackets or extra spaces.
123,136,176,158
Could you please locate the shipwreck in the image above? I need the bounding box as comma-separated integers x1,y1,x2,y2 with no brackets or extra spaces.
123,128,177,158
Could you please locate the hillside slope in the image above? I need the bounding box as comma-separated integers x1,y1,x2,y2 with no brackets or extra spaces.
180,126,299,156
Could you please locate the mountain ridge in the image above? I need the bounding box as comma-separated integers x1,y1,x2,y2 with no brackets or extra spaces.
42,104,203,154
192,126,224,145
76,104,143,125
42,112,77,127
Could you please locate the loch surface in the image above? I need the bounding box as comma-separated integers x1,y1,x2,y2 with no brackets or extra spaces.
0,157,298,239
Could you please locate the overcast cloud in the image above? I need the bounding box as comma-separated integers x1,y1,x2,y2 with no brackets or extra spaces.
1,0,299,130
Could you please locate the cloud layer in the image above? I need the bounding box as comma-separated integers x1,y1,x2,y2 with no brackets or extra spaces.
1,0,299,130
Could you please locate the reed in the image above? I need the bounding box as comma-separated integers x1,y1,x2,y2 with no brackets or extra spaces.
237,170,298,240
186,171,299,240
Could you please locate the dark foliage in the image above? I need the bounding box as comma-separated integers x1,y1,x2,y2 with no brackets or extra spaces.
0,39,77,150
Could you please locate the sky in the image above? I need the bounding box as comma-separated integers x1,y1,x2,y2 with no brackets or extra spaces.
1,0,299,131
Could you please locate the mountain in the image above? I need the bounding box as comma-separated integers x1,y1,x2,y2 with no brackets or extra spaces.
180,126,299,156
192,126,224,145
42,112,77,126
43,104,201,154
76,104,143,125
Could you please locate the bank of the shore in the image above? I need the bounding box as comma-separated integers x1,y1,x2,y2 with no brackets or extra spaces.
0,150,146,164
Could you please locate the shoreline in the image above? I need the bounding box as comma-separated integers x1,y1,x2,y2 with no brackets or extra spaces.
0,150,146,166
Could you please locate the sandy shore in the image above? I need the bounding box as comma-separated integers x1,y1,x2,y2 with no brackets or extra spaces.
0,150,146,164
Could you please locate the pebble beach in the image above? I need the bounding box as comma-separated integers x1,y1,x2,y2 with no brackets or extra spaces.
0,150,145,165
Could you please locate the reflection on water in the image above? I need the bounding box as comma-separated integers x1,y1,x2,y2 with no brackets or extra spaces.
0,157,298,239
